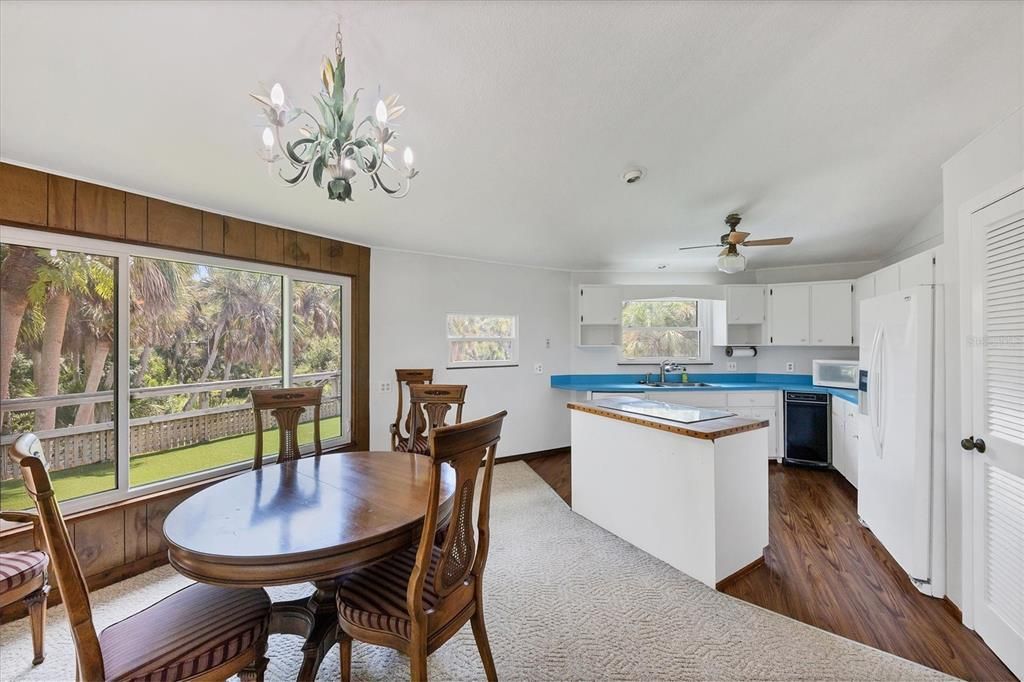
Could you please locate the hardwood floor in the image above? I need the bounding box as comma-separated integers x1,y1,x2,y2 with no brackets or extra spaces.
523,453,1015,681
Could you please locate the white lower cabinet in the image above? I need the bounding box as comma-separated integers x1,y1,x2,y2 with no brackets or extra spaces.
830,398,859,488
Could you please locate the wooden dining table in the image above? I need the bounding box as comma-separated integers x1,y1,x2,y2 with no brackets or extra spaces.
162,451,455,682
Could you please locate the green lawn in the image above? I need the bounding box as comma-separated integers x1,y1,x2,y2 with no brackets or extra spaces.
0,417,342,511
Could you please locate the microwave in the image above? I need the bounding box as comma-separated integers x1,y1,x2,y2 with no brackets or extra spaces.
812,360,859,389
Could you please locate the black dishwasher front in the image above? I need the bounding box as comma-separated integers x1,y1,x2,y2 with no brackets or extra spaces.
783,391,831,467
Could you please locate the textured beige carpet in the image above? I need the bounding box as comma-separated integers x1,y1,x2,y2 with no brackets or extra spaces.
0,462,950,681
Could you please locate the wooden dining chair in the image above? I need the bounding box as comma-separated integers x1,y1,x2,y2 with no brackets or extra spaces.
0,510,50,665
336,410,507,682
7,433,273,682
390,369,434,451
251,385,324,469
394,384,467,455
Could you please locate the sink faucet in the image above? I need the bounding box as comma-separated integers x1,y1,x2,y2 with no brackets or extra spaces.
659,360,681,383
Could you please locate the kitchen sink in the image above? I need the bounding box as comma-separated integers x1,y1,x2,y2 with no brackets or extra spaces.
641,381,715,387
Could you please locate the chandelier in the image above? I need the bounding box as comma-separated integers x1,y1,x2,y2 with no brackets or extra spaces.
251,25,417,202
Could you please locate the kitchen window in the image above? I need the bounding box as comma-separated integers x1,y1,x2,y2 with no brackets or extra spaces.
619,298,710,363
447,314,518,368
0,226,352,514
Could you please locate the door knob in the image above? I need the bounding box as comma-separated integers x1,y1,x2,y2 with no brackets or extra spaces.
960,436,986,453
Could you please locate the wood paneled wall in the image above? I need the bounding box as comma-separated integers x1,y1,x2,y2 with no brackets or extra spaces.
0,162,371,619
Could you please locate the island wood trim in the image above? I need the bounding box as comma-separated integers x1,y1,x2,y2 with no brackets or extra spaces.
567,402,768,440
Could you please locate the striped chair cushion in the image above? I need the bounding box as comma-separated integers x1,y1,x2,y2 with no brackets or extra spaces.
337,543,473,640
99,582,271,682
0,551,47,595
395,434,430,454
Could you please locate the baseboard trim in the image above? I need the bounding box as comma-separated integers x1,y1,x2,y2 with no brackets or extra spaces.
716,551,767,591
941,596,963,623
496,447,569,464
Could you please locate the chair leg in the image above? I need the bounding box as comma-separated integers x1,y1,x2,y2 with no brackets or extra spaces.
239,631,269,682
25,585,49,666
409,639,428,682
470,605,498,682
339,630,352,682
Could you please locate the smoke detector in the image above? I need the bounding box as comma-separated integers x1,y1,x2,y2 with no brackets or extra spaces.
621,168,646,184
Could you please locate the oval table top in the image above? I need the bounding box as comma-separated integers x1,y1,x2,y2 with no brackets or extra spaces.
163,451,455,587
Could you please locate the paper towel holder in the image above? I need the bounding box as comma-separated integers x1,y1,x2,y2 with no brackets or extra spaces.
726,346,757,358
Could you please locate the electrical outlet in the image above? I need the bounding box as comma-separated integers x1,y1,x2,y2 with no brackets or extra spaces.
545,338,551,349
378,381,393,393
727,361,737,371
785,362,795,373
533,363,544,374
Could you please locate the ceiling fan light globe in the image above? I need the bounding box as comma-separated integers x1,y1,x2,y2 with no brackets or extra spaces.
717,252,746,274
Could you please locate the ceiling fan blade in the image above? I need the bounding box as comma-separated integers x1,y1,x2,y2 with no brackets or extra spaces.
727,231,750,245
741,237,794,246
677,244,722,251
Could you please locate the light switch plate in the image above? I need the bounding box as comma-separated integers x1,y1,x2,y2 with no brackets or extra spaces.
727,361,737,371
785,362,795,372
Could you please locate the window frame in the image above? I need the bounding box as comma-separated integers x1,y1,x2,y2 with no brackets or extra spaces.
445,312,519,369
617,297,711,364
0,225,353,516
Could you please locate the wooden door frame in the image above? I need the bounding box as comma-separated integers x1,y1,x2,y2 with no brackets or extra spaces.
955,170,1024,629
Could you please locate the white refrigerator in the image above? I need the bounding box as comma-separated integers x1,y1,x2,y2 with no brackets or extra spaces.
857,285,945,597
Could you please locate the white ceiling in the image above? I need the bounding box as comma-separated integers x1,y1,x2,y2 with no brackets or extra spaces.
1,1,1021,271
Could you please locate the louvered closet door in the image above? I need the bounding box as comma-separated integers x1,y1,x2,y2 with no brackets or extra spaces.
969,187,1024,679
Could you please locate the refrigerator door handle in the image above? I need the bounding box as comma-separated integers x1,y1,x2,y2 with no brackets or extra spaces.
877,328,886,453
866,326,882,458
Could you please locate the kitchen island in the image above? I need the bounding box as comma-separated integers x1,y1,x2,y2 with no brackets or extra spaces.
569,396,769,589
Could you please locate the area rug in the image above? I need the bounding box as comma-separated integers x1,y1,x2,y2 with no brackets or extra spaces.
0,462,950,681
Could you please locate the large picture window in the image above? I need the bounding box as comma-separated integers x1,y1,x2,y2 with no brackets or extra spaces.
0,228,351,513
620,298,709,363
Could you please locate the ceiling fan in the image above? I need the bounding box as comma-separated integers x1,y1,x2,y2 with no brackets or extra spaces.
679,213,794,273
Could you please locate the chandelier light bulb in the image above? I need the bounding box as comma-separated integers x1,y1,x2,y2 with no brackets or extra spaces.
262,127,275,148
403,147,414,166
270,83,285,107
375,100,388,125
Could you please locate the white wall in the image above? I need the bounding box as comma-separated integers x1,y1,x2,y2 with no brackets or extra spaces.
940,105,1024,609
882,203,943,266
369,249,572,458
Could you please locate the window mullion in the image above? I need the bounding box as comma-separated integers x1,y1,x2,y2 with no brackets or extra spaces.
116,255,131,493
282,276,292,388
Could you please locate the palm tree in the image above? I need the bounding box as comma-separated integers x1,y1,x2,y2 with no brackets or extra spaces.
26,252,108,430
129,257,194,387
70,265,115,426
292,282,340,363
184,270,282,410
0,245,44,416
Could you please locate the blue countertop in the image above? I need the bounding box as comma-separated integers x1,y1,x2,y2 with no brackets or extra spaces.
550,373,858,404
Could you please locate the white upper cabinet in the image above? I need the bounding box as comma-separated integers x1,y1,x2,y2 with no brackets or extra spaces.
769,284,810,345
579,286,622,325
854,274,875,335
810,281,854,346
874,265,900,296
898,250,936,288
726,286,766,323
